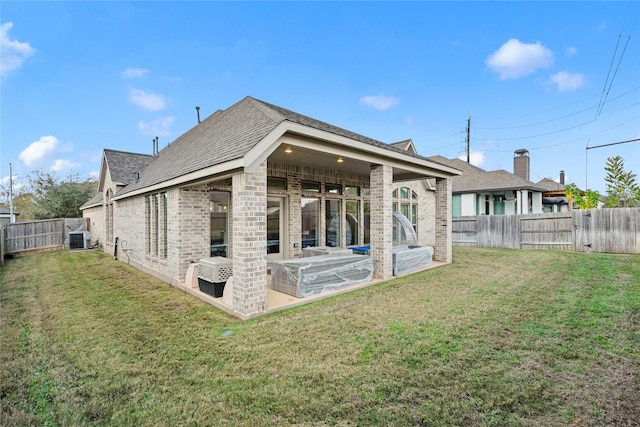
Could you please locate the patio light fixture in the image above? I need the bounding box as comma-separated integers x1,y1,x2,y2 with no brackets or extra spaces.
285,147,293,153
337,157,344,163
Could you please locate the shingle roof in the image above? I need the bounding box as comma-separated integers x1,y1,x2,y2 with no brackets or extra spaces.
390,139,416,153
104,149,155,186
117,96,453,196
0,207,18,215
80,191,104,209
428,156,546,193
537,177,565,191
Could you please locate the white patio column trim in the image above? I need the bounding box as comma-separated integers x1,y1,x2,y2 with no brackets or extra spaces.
370,164,393,280
435,177,452,263
231,163,267,316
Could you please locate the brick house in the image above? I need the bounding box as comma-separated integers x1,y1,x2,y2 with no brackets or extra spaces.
81,96,460,318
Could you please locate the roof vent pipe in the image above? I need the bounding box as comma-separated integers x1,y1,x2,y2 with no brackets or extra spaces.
196,106,201,124
560,170,565,185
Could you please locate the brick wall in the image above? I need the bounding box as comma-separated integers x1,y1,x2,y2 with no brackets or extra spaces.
435,177,452,263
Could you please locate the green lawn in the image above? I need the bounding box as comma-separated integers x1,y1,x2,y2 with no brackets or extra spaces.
1,247,638,426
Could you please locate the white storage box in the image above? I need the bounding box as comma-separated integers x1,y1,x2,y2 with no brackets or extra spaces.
197,257,233,297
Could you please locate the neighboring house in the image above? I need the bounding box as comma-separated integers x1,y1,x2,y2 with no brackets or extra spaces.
0,207,18,224
81,96,461,318
537,172,570,212
428,154,547,216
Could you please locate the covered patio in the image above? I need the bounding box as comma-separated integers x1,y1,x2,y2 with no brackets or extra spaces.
181,257,447,319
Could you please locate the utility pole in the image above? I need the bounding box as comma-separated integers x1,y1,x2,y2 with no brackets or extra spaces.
9,163,14,223
466,117,471,163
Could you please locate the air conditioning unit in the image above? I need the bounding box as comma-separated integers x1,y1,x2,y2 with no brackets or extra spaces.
197,257,233,297
69,231,91,251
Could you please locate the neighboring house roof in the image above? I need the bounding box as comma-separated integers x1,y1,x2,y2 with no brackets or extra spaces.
537,178,565,192
113,96,459,198
428,156,547,193
0,207,19,215
390,139,417,154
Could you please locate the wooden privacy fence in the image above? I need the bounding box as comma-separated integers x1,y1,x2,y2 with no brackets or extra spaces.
453,208,640,254
2,218,89,255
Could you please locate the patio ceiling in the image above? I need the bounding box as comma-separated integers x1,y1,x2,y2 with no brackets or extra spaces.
268,143,442,182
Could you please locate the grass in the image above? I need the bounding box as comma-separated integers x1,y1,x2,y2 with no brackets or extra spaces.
1,247,638,426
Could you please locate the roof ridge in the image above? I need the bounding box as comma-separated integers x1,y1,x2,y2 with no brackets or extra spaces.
245,97,288,123
104,148,153,158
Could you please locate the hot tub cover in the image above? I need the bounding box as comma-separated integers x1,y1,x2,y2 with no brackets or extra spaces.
271,254,374,298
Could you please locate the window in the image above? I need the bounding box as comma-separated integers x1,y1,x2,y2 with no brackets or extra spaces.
363,201,371,244
325,199,341,247
345,186,360,196
145,192,168,259
267,177,287,190
325,183,342,194
392,186,419,234
106,189,113,245
346,200,359,246
302,181,321,192
210,191,229,257
301,197,319,248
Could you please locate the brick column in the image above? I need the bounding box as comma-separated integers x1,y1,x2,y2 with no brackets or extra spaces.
435,177,452,263
288,174,302,258
370,164,393,280
231,163,267,316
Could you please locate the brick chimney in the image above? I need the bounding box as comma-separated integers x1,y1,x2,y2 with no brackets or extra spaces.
513,149,530,181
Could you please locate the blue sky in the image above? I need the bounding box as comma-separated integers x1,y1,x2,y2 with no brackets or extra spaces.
1,1,639,196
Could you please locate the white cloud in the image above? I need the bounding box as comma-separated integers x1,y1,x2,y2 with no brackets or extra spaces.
486,38,554,79
458,151,485,167
122,67,149,79
360,95,399,111
19,135,78,172
19,135,63,167
549,71,585,92
51,159,82,172
128,88,167,111
138,116,175,137
0,22,36,78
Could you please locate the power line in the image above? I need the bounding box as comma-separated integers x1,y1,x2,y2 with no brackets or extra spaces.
475,85,639,131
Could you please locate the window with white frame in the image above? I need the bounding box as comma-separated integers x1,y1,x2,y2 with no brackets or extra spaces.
392,187,419,233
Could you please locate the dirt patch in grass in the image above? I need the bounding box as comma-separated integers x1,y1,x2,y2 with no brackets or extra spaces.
1,247,639,426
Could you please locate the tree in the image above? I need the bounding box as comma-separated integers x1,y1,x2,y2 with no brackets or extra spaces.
27,171,97,219
564,183,600,210
604,156,640,208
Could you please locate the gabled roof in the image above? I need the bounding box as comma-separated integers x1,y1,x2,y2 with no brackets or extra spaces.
101,149,154,190
390,139,417,154
537,177,565,191
428,156,546,193
114,96,460,198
